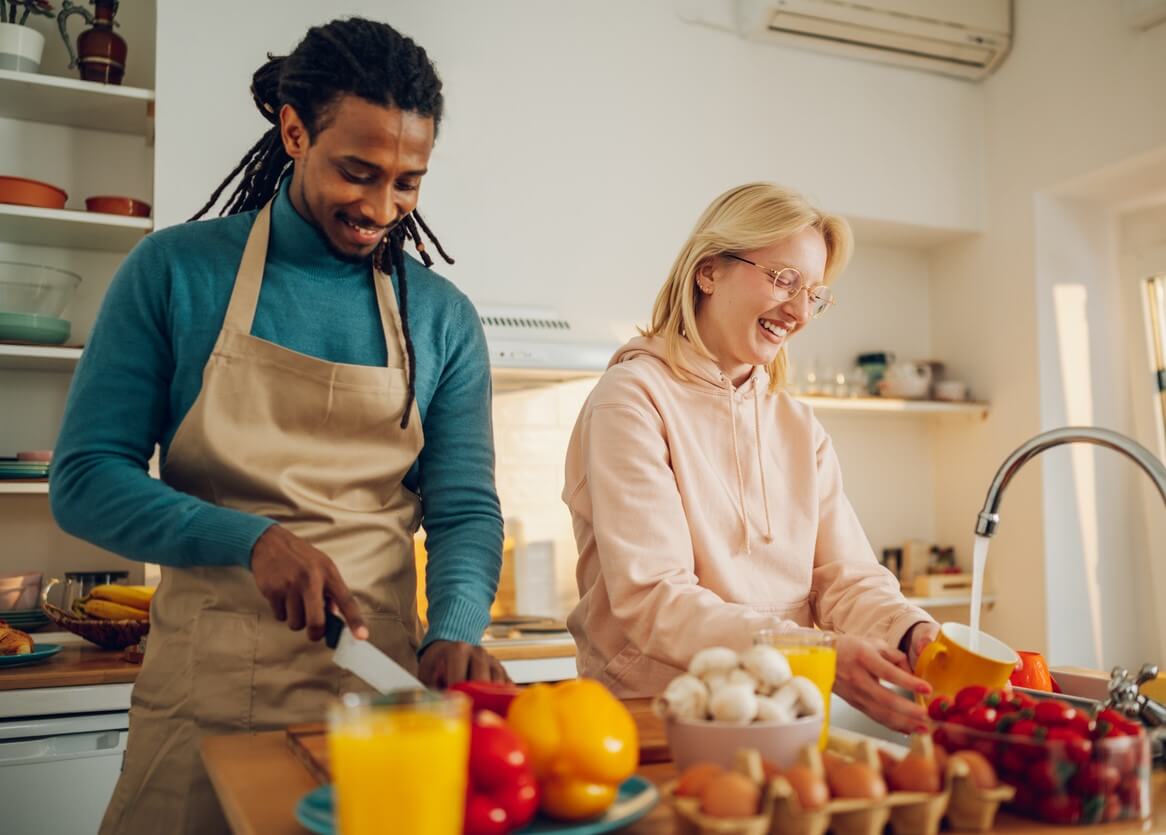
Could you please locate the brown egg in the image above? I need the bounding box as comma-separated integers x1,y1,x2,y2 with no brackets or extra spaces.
933,743,949,777
700,772,762,818
889,753,941,794
676,763,725,797
877,748,900,777
780,765,830,811
951,750,998,790
825,760,887,800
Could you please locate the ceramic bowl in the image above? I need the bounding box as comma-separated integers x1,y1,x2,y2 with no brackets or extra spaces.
665,712,823,772
0,176,67,210
85,195,152,218
878,376,930,399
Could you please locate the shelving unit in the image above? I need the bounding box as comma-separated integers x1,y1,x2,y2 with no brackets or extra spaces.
0,482,48,494
798,395,990,419
0,68,153,136
906,594,997,609
0,345,82,372
0,204,152,252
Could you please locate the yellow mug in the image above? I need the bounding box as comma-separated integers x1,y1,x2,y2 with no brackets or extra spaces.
913,622,1018,701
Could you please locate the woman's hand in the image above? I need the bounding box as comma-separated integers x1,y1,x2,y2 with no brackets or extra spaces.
903,621,940,670
833,634,932,733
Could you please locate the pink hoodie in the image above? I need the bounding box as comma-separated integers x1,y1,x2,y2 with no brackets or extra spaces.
563,336,934,697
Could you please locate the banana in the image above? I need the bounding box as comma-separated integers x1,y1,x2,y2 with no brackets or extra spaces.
82,598,151,622
89,584,154,611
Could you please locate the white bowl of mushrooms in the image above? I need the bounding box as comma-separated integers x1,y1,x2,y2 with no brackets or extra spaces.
654,644,825,772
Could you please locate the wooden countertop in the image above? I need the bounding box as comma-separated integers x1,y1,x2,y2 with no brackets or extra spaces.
201,699,1166,835
0,643,139,690
0,636,574,691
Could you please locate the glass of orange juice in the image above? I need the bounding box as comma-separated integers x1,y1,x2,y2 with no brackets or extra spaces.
328,689,470,835
754,627,837,748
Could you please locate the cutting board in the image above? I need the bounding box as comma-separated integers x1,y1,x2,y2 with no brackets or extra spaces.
285,696,670,783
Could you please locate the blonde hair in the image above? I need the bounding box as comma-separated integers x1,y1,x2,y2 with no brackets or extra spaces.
642,183,853,392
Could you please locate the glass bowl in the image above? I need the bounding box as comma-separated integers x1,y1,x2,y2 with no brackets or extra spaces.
0,261,81,316
930,716,1151,825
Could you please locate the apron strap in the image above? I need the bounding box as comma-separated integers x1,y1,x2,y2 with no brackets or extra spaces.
221,202,273,334
372,266,411,376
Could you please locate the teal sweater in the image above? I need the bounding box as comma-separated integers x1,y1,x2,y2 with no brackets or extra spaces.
50,180,503,648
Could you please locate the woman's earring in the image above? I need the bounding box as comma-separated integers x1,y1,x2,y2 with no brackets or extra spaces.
698,281,713,295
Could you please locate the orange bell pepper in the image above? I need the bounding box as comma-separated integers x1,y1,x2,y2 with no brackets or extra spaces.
505,679,639,821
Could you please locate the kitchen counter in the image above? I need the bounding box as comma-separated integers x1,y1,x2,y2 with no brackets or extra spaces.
201,699,1166,835
0,633,575,691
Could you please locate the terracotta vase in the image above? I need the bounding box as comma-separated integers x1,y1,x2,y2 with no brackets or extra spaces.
57,0,126,85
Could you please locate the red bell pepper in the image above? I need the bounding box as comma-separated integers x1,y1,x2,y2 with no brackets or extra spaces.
451,680,524,716
463,711,540,835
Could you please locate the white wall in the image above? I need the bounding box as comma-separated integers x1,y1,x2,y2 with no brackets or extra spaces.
930,0,1166,665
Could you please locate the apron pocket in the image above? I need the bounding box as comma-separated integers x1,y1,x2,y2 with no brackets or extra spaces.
190,610,259,731
365,613,421,675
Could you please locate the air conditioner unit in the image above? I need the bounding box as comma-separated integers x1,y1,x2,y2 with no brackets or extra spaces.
735,0,1012,81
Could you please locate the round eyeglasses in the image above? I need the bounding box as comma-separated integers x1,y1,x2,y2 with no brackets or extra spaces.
723,253,836,318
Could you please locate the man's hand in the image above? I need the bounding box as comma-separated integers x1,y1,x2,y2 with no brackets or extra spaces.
833,633,932,734
250,525,368,642
418,640,510,689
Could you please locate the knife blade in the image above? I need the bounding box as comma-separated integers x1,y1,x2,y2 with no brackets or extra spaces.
325,611,425,693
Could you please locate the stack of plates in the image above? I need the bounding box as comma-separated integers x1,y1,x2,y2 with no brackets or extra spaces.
0,608,51,632
0,312,71,345
0,460,50,479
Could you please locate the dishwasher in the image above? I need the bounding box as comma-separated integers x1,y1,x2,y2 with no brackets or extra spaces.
0,708,128,834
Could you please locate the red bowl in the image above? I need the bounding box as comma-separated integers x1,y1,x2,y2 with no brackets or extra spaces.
0,176,68,210
85,195,152,218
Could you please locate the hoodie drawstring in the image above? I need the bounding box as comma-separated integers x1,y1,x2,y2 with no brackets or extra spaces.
725,374,775,555
754,376,774,544
725,377,751,554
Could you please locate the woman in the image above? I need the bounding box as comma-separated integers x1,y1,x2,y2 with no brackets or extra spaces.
563,183,938,732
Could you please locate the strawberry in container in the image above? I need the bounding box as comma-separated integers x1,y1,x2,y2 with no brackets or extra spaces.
926,686,1152,825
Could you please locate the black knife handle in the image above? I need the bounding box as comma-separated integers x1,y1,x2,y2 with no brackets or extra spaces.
324,611,345,650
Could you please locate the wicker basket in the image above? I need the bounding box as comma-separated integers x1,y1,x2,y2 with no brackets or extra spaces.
42,599,149,649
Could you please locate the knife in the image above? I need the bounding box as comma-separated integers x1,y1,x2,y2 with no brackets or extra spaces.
324,611,426,693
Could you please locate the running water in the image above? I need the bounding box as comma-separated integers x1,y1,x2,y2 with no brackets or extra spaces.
969,534,990,652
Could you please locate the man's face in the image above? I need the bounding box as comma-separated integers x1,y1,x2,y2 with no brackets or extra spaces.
280,94,436,261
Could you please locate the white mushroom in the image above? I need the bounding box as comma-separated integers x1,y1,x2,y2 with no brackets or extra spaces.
739,644,792,694
687,646,740,679
773,676,825,718
653,674,709,721
726,668,759,691
709,683,758,723
703,672,731,695
755,695,795,723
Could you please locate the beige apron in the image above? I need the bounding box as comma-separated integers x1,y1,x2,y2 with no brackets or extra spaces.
100,201,425,835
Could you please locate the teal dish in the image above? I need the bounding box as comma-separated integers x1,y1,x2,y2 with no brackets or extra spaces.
295,775,659,835
0,643,62,667
0,312,70,345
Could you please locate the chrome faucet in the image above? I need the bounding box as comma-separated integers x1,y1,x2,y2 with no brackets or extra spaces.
975,426,1166,537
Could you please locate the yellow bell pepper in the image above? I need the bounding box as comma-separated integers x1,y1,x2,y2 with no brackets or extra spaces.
505,679,639,821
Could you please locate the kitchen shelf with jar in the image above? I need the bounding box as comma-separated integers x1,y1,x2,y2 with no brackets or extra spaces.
0,68,153,137
796,394,989,420
0,344,82,372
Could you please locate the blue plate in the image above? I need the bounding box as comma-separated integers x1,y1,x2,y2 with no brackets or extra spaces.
295,775,659,835
0,643,62,667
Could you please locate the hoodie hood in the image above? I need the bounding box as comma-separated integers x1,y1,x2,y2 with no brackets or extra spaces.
609,334,773,553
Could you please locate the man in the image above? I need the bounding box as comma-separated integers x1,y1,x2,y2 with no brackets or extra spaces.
50,17,505,834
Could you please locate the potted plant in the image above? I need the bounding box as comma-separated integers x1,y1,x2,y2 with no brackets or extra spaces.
0,1,53,73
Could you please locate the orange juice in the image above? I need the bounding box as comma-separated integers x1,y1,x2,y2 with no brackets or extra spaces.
329,691,470,835
754,629,837,748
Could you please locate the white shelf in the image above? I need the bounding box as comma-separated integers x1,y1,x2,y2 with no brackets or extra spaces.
0,69,153,136
906,594,997,609
0,203,152,251
797,395,989,419
0,481,48,494
0,344,82,371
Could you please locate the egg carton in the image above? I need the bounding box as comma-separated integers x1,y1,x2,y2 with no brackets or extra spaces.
665,734,1014,835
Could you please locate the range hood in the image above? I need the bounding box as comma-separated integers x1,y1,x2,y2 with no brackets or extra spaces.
477,305,619,392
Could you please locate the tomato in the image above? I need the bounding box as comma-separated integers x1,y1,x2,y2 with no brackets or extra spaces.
954,685,989,713
927,696,953,721
1046,726,1093,766
1071,762,1120,796
1038,794,1083,825
1006,718,1048,763
1103,793,1123,823
966,705,999,733
1093,708,1142,739
1033,700,1078,728
1026,760,1072,794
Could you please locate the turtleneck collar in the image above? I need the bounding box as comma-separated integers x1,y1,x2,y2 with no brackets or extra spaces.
267,177,369,277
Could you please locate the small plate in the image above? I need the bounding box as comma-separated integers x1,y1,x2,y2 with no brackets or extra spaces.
296,775,659,835
0,643,62,667
0,312,70,345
